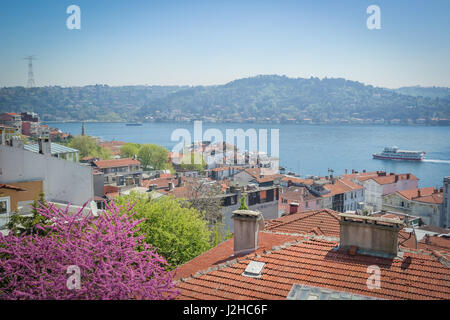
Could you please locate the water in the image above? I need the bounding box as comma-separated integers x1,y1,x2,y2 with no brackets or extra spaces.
47,122,450,188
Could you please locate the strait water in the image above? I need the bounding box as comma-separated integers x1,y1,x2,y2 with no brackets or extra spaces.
47,122,450,188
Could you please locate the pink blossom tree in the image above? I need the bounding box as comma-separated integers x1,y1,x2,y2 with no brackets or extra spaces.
0,201,179,300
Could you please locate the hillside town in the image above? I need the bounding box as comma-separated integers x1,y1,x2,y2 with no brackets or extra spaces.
1,110,450,300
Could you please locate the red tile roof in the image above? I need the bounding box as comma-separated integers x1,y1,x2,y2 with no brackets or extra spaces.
363,173,419,185
93,158,140,169
176,208,450,300
177,237,450,300
265,209,341,237
397,188,443,204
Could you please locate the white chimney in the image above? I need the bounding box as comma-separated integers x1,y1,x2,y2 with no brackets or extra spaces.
232,209,264,256
38,137,51,155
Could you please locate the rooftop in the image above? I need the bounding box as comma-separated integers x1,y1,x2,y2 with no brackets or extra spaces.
24,142,79,155
93,158,140,169
176,208,450,300
396,187,443,204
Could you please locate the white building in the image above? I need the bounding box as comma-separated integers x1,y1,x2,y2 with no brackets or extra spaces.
442,177,450,228
382,187,443,227
347,172,419,211
0,139,93,206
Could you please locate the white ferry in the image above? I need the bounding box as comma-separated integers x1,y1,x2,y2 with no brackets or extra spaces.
373,146,425,161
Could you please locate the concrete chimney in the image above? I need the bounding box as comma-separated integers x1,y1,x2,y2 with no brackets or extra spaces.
11,135,24,149
338,213,404,258
232,210,264,256
38,137,51,155
289,202,299,214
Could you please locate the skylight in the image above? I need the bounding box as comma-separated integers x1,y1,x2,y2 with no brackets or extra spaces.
242,261,265,278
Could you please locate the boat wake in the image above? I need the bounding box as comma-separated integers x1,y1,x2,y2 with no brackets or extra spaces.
422,159,450,164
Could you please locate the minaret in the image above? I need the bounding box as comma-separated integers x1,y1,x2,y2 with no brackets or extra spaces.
81,122,85,136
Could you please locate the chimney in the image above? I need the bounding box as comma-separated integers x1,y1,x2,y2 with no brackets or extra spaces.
11,135,24,149
232,210,264,256
168,182,175,191
38,137,51,155
363,169,366,173
148,184,157,192
417,189,421,197
395,175,399,182
339,213,403,258
289,202,299,214
407,174,410,179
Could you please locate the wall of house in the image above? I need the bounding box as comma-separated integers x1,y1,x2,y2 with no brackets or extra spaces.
442,177,450,228
382,179,419,195
0,145,93,206
343,189,365,212
382,193,441,227
0,180,43,212
222,192,279,233
363,180,383,211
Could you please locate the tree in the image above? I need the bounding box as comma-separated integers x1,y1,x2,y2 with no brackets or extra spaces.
6,192,50,236
178,152,207,172
68,135,98,158
114,193,211,268
238,195,248,210
120,143,140,158
0,201,179,300
137,144,170,170
68,135,112,160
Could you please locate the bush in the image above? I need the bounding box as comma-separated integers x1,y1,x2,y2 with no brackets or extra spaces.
0,201,179,300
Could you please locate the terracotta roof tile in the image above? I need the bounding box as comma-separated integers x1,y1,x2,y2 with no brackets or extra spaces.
178,238,450,300
93,158,140,169
176,207,450,300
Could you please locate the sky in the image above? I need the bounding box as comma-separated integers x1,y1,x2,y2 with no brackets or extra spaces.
0,0,449,88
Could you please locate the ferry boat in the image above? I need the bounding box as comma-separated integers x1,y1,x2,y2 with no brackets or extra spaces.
125,123,143,126
373,146,425,161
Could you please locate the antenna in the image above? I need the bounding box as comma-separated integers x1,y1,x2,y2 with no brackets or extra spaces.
23,55,37,88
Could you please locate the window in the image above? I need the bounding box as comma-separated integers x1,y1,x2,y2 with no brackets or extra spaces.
0,197,11,214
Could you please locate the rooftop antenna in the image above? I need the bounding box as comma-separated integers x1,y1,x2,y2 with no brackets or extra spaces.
23,55,37,88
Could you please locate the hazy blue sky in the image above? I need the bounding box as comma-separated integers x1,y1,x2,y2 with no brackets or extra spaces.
1,0,449,88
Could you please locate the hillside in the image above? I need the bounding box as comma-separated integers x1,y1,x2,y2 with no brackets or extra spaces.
1,75,449,123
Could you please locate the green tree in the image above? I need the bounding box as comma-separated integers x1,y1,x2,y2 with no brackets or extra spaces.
179,152,207,172
114,192,212,268
238,195,248,210
91,146,113,160
6,192,50,236
137,144,169,170
68,135,98,158
120,143,140,158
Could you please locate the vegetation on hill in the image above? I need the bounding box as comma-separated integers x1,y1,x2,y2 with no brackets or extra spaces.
1,76,449,123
